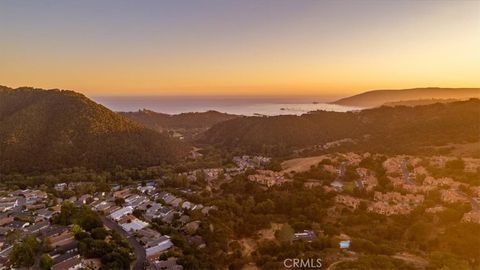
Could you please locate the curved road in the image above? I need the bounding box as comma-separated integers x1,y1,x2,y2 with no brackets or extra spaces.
100,216,146,270
326,257,356,270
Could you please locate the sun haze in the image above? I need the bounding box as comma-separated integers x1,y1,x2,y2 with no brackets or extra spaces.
1,0,479,96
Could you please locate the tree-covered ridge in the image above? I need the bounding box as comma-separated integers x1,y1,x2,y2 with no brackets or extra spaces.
0,86,187,173
201,99,480,156
121,109,239,131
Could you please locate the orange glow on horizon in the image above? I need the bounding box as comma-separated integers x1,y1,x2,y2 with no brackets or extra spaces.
1,1,479,96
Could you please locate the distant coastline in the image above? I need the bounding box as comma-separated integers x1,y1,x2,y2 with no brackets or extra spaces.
92,95,360,116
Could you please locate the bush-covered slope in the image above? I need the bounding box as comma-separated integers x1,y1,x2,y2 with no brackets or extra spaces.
333,87,480,107
120,109,238,131
0,86,187,173
201,99,480,155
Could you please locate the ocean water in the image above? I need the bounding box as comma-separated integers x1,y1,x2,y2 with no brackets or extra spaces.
91,96,362,116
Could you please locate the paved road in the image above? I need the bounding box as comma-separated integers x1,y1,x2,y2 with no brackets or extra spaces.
400,160,415,185
335,162,346,182
326,258,355,270
392,252,428,269
457,191,480,211
100,216,146,270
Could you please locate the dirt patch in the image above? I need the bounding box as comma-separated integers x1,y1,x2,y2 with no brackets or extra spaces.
242,262,260,270
238,223,284,257
238,238,257,257
281,155,329,174
257,223,282,240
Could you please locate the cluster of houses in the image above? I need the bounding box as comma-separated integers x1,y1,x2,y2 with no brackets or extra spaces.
322,138,356,150
440,189,469,204
247,170,291,187
0,189,97,269
0,179,219,269
428,156,480,172
90,183,216,266
232,155,271,170
355,168,378,191
335,195,361,210
0,154,273,269
367,191,424,216
326,154,480,222
335,192,426,216
179,168,227,183
327,160,379,193
177,155,272,189
462,210,480,223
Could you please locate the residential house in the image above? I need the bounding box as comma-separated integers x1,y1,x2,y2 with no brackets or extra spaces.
109,206,133,221
120,218,149,232
25,221,49,234
183,221,200,234
138,185,156,194
9,220,30,230
26,203,46,211
293,230,316,242
330,180,344,192
113,188,131,199
23,190,48,204
78,195,92,205
0,197,18,212
36,208,56,221
52,255,83,270
150,257,183,270
248,170,290,187
49,230,76,248
171,198,183,208
54,183,67,192
181,201,192,210
137,228,162,245
367,201,414,216
162,194,177,205
335,195,361,209
440,190,469,204
188,235,206,249
201,206,217,215
0,216,13,226
462,211,480,224
145,237,174,261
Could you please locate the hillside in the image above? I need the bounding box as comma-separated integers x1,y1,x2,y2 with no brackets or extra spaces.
120,110,238,131
383,98,460,107
333,87,480,107
201,99,480,155
0,86,187,173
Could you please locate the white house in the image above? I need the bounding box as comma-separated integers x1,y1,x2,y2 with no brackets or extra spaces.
120,218,149,232
109,206,133,221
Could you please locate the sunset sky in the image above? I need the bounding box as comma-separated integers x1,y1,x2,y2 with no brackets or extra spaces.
1,0,479,96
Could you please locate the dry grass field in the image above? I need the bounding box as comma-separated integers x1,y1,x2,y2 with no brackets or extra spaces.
281,155,329,174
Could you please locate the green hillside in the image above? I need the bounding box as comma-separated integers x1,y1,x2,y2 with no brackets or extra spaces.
121,109,238,131
0,86,187,173
201,99,480,155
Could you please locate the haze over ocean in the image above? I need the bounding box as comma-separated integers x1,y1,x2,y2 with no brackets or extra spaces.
92,95,361,116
